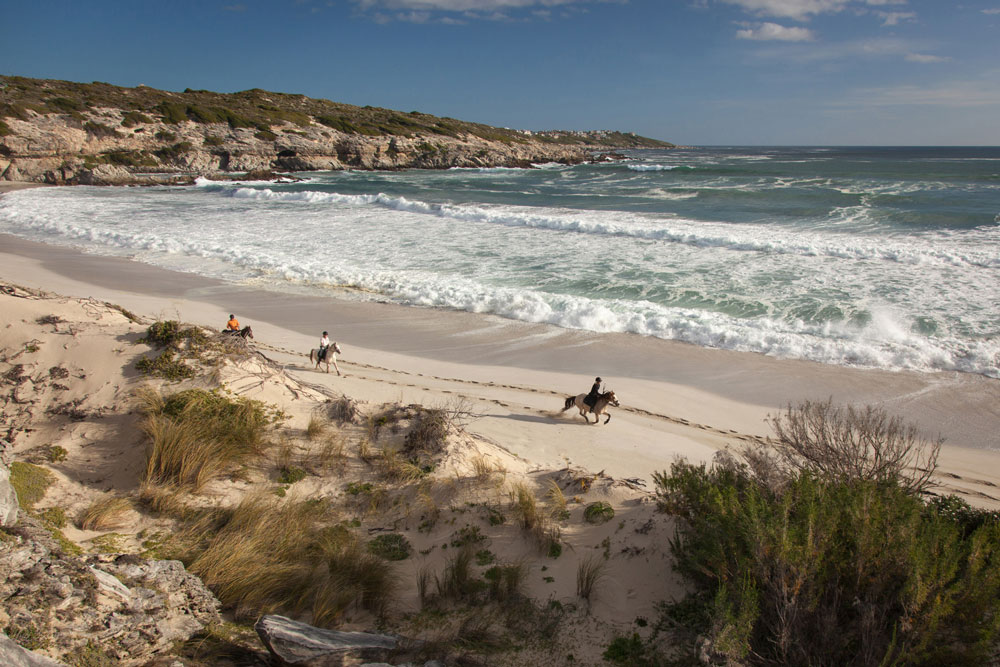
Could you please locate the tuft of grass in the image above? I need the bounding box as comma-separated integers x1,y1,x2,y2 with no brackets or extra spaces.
9,461,54,511
378,447,425,483
470,454,505,481
546,479,570,520
135,482,188,519
36,314,64,325
584,501,615,524
509,481,541,531
576,554,609,603
436,545,484,601
78,495,133,531
314,434,346,473
305,414,327,440
484,561,527,604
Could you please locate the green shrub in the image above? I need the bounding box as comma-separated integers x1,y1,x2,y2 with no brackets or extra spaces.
368,533,411,561
654,458,1000,666
254,129,277,141
203,135,225,146
603,633,651,666
154,130,177,142
135,350,196,380
47,444,68,462
45,96,84,113
583,501,614,524
121,110,152,127
154,141,193,160
278,466,307,485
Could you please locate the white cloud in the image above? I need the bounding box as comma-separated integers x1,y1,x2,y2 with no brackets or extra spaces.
736,21,815,40
905,53,949,63
720,0,908,20
982,8,1000,14
720,0,849,20
877,11,914,26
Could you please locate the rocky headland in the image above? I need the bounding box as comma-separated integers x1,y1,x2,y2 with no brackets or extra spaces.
0,76,674,185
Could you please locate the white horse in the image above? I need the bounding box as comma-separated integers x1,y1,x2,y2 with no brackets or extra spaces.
561,390,620,425
309,342,342,375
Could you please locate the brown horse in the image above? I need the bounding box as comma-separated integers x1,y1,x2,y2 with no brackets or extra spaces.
309,342,342,375
561,390,619,425
222,325,254,340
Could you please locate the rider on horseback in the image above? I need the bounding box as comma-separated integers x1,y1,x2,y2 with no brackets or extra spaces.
226,314,240,332
319,331,331,361
584,377,602,410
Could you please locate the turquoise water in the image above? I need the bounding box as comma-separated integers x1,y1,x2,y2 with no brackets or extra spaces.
1,146,998,377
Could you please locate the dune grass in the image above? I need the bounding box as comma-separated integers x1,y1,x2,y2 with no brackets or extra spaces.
305,414,327,440
545,479,569,520
78,495,132,531
140,388,279,491
576,554,608,603
177,493,396,625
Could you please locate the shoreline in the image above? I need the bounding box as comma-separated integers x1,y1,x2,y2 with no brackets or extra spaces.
1,231,998,448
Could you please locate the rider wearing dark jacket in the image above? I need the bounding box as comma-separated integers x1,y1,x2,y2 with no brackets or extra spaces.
584,377,602,409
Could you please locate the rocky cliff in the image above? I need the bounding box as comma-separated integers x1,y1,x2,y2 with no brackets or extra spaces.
0,76,673,185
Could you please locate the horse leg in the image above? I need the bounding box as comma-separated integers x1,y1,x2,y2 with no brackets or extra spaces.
332,358,340,376
604,412,611,425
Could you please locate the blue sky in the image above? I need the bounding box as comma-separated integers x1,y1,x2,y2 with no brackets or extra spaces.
2,0,998,145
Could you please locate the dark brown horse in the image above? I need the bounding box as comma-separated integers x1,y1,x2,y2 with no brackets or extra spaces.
561,390,619,425
222,325,254,340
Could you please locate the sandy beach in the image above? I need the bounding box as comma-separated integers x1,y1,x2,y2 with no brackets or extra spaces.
2,184,1000,663
2,230,998,492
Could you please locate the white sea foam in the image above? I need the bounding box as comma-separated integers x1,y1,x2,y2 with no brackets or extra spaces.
627,164,678,172
226,186,1000,269
2,150,998,379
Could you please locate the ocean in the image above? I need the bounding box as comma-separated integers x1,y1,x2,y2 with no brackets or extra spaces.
1,146,998,378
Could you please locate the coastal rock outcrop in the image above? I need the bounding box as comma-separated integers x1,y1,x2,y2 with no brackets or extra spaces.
0,513,221,665
0,449,17,527
0,76,673,185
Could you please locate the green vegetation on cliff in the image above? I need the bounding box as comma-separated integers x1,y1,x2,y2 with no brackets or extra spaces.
0,75,673,148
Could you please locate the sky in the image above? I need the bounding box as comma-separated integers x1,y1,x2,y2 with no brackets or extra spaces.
2,0,999,145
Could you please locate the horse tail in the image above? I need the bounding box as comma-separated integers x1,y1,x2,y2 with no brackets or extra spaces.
562,396,574,412
309,349,316,364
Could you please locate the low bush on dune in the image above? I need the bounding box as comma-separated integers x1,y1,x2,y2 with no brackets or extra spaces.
140,387,282,491
647,401,1000,667
135,320,217,380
